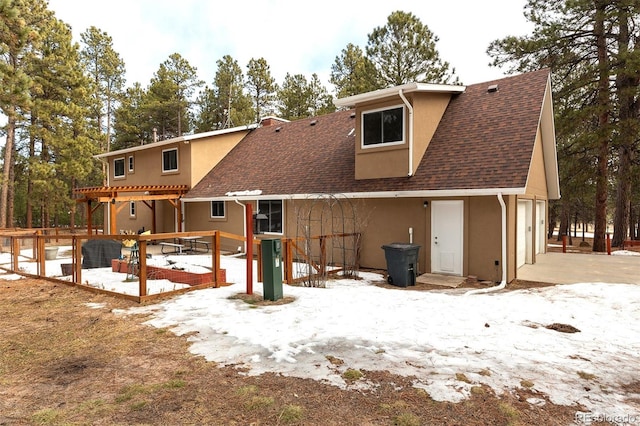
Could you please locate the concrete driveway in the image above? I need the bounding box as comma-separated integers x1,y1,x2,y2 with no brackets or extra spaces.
517,252,640,284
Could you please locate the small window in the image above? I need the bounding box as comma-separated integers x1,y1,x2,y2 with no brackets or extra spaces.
114,158,125,178
129,201,136,217
362,105,404,147
162,148,178,172
210,201,225,218
128,155,134,173
258,200,283,234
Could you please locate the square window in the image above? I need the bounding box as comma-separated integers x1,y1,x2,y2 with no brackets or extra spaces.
210,201,225,218
162,148,178,172
114,158,125,178
362,106,404,147
258,200,283,234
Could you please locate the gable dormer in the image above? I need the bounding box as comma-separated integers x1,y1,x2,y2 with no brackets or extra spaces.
335,82,465,179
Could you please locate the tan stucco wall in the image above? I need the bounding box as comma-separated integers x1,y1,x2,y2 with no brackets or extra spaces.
411,93,451,176
467,197,503,282
525,129,549,198
184,200,252,253
183,196,511,282
354,93,452,179
108,142,192,186
189,131,250,186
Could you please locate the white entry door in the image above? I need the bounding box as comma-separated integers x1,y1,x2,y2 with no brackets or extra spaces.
431,200,463,275
536,200,546,255
517,200,533,267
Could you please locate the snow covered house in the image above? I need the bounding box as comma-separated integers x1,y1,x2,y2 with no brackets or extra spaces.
182,69,559,283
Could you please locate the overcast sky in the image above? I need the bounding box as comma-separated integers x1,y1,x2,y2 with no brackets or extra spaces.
46,0,532,91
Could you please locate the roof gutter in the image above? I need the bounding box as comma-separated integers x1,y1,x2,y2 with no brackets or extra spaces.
182,188,526,203
398,89,414,177
466,192,507,295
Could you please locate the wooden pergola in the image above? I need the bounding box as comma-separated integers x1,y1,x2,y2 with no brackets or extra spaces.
74,184,190,235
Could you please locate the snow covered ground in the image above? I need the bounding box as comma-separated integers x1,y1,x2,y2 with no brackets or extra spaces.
1,249,639,423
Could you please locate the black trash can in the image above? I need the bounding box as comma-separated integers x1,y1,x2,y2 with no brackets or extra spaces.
381,243,421,287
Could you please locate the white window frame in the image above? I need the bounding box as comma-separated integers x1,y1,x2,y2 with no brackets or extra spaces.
114,157,125,179
210,201,225,218
129,201,136,218
162,148,179,173
361,104,405,149
257,199,284,234
128,155,134,173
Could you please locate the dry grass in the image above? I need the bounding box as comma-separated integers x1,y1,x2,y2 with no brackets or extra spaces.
0,278,581,425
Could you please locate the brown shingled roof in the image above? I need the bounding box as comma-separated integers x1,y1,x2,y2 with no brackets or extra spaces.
185,69,550,199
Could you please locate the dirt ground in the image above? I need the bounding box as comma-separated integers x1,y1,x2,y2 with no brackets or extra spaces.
0,277,596,426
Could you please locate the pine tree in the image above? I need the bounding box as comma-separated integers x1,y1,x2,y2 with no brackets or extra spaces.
366,10,459,87
24,16,95,228
147,53,202,138
246,57,276,123
113,82,151,149
277,73,311,120
308,73,335,116
80,26,126,155
330,43,381,98
487,0,640,252
0,0,36,227
212,55,253,129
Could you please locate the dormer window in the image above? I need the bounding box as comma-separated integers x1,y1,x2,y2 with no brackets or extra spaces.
362,105,404,148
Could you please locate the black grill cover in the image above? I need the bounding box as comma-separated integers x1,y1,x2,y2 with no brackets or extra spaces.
82,239,122,268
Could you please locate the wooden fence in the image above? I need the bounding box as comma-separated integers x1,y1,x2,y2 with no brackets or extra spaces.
0,229,360,303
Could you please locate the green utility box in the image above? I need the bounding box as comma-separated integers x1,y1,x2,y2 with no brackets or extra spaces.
261,238,283,301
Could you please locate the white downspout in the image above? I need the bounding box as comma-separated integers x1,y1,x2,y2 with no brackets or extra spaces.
98,158,111,234
465,193,507,295
398,89,414,177
234,199,247,253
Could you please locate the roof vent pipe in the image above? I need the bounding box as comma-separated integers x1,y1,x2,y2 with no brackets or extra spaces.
398,89,414,177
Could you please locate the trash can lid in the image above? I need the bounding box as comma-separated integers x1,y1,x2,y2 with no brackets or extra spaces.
381,242,421,250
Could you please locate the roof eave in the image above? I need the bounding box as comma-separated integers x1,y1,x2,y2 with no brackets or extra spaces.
334,82,466,108
95,123,258,159
182,187,526,202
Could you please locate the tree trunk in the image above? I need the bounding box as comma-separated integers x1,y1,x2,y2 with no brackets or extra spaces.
592,0,610,252
0,111,16,228
612,146,632,246
611,5,638,248
7,143,16,228
547,205,557,239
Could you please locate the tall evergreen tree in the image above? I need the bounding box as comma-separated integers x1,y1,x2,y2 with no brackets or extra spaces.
147,53,202,139
277,73,312,120
80,26,126,155
213,55,253,129
24,16,95,228
330,43,381,98
366,10,459,86
0,0,37,227
192,85,217,133
487,0,640,252
112,83,150,149
194,55,254,131
246,57,276,123
610,3,640,246
308,73,335,116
